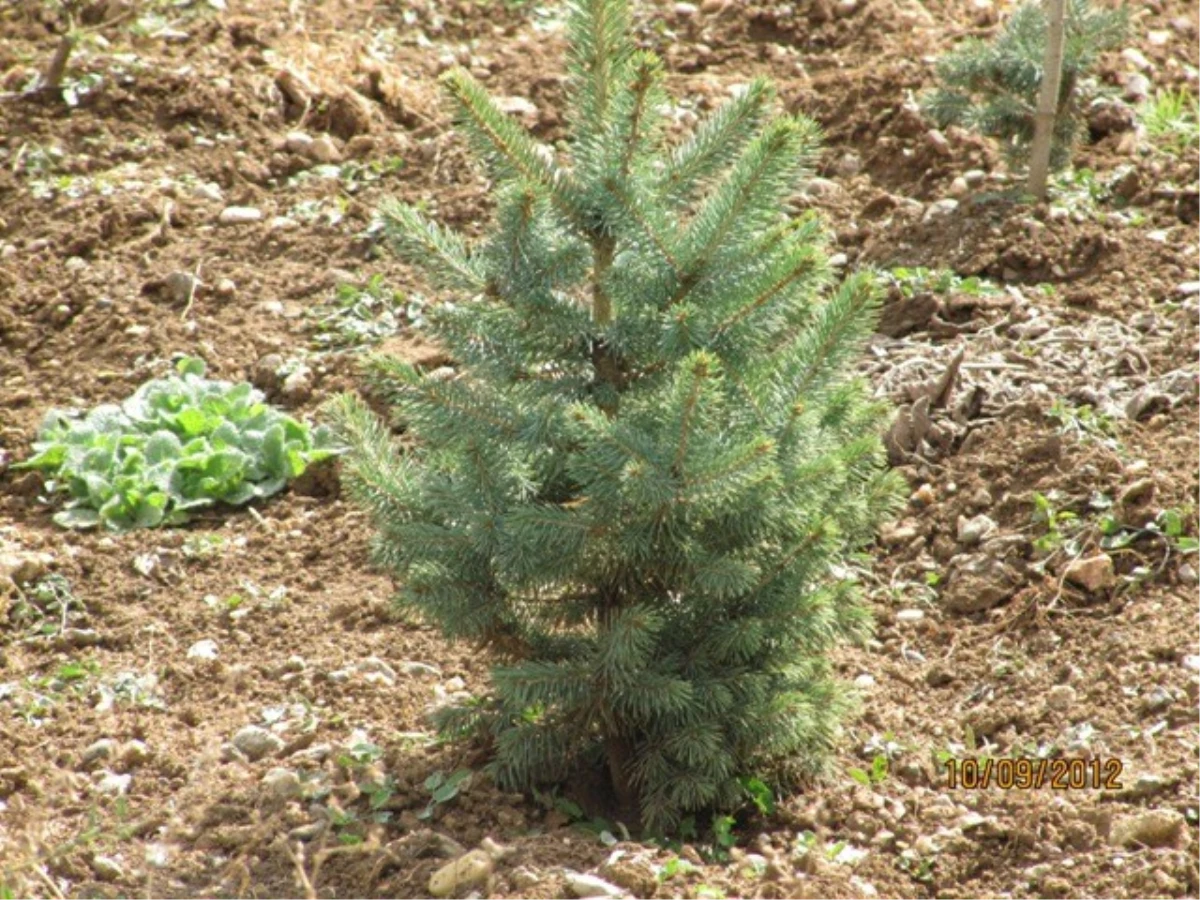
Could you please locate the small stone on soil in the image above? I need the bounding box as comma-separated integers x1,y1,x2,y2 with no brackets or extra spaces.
428,850,494,898
232,725,285,761
564,871,626,899
1063,553,1116,593
81,738,118,768
308,135,342,163
94,771,132,796
956,514,996,546
262,767,302,802
219,206,264,225
187,639,219,660
400,662,444,676
91,855,125,881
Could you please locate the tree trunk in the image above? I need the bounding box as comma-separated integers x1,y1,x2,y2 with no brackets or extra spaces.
604,732,640,823
1027,0,1066,202
42,34,75,93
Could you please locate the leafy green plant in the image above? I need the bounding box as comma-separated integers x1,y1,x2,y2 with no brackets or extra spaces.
17,357,338,531
1139,89,1200,156
656,856,698,882
848,753,889,787
924,0,1127,174
329,0,902,832
310,275,417,350
738,775,775,815
8,573,83,640
1100,506,1199,555
1031,490,1082,555
419,769,472,820
1047,399,1117,445
882,267,999,299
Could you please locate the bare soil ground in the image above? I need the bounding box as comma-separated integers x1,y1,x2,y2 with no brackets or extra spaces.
1,1,1198,898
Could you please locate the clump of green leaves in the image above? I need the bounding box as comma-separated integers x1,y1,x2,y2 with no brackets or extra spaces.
1139,89,1200,157
882,266,1000,299
8,573,83,640
924,0,1127,171
310,275,420,350
17,357,338,531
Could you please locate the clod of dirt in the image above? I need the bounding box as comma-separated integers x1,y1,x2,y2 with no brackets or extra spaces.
261,767,302,804
1063,553,1116,593
232,725,285,762
80,738,118,769
942,554,1020,613
1109,809,1187,848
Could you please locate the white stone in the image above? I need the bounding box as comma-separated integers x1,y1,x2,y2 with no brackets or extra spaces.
400,661,442,677
187,639,219,660
896,609,926,623
219,206,264,225
285,132,314,153
496,95,538,118
94,771,132,796
1123,72,1151,101
564,871,625,899
922,198,958,222
194,181,224,202
1120,48,1152,72
956,514,996,546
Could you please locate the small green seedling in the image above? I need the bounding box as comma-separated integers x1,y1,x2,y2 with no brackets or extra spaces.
1031,491,1081,554
418,769,472,819
310,275,414,350
849,753,889,787
1140,89,1200,156
882,267,999,299
9,573,82,639
738,775,775,815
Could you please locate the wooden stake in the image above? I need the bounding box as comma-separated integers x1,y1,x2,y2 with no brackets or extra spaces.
1027,0,1066,201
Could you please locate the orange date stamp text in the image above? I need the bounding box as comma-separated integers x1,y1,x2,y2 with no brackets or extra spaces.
944,757,1123,790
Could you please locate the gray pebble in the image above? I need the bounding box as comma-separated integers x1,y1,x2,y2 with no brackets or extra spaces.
232,725,285,761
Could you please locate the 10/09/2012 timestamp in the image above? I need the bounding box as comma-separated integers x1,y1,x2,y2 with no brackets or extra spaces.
945,758,1124,790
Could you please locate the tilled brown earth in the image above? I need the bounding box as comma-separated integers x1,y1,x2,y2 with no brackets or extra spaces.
1,1,1197,898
